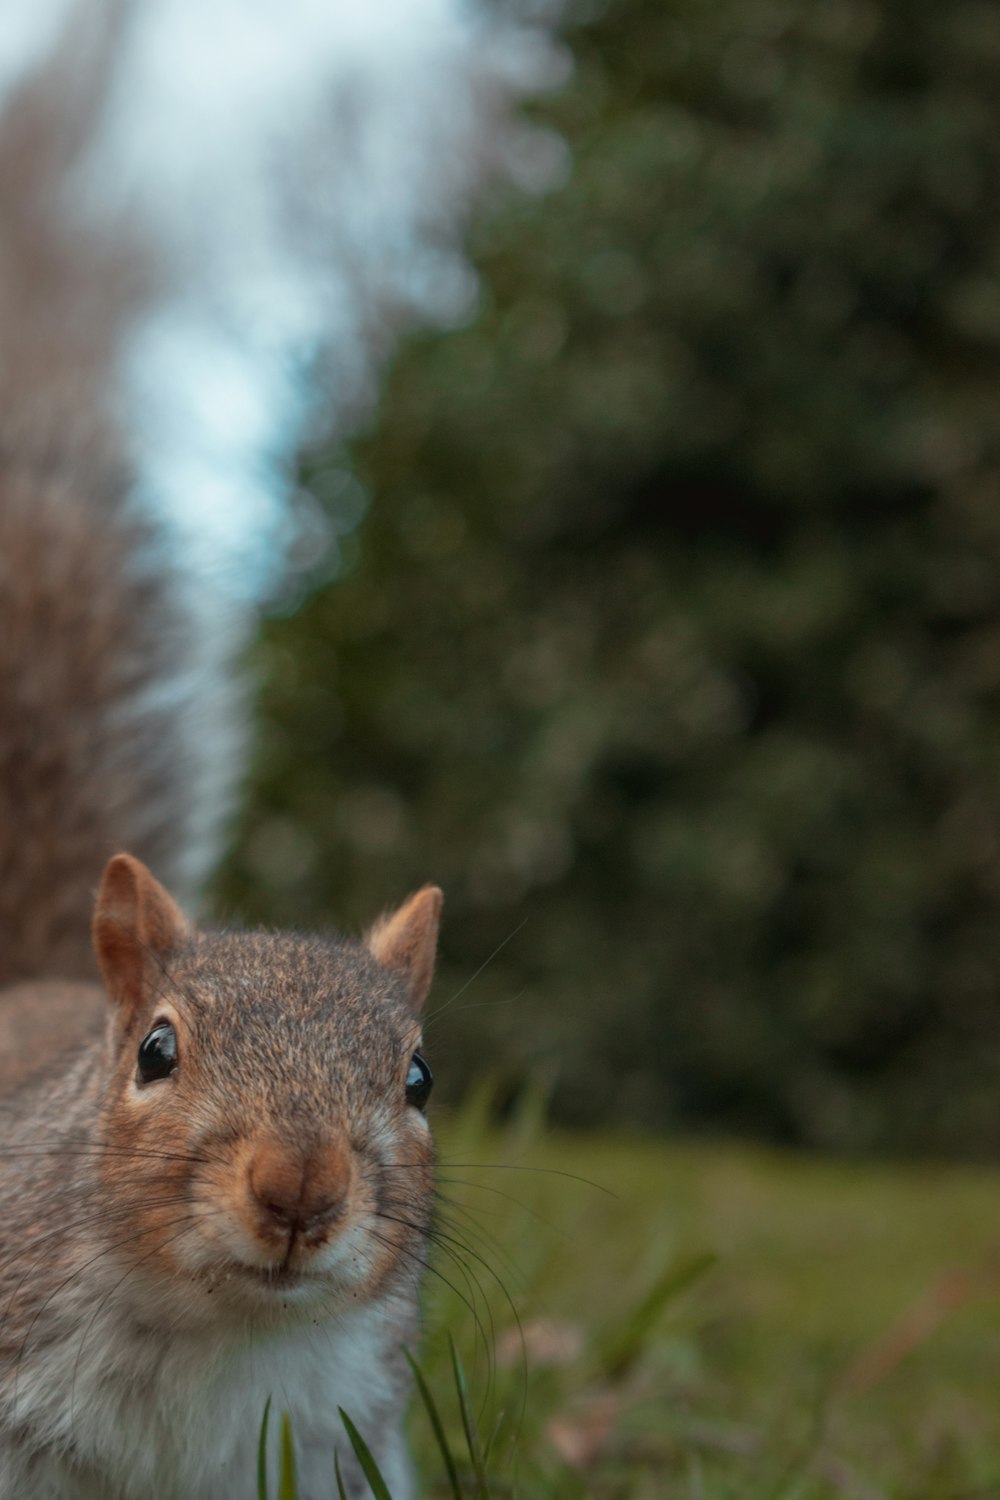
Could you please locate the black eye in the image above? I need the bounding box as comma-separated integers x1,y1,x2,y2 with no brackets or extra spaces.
136,1021,178,1084
405,1051,433,1111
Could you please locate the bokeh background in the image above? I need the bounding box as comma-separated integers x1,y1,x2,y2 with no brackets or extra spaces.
216,0,1000,1162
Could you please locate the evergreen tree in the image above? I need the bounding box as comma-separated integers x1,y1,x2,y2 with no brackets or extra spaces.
219,0,1000,1154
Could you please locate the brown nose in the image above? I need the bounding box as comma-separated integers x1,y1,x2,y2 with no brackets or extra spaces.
248,1140,352,1238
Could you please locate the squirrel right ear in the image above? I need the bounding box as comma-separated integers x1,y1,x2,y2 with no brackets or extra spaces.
366,885,443,1015
92,854,190,1017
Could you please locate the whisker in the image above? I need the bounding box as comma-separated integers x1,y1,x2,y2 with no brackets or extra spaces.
368,1223,494,1362
433,1195,527,1285
0,1193,200,1356
67,1211,218,1420
381,1164,575,1238
421,919,529,1029
379,1156,615,1198
378,1203,529,1423
423,988,527,1023
0,1144,213,1165
380,1160,601,1244
438,1160,617,1196
10,1209,209,1402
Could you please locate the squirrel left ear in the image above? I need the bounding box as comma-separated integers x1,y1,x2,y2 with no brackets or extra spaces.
366,886,443,1015
93,854,190,1021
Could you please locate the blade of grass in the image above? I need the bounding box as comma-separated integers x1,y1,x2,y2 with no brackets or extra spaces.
257,1396,272,1500
481,1407,506,1471
334,1451,349,1500
600,1252,717,1381
405,1348,463,1500
449,1335,490,1499
758,1366,837,1500
278,1411,298,1500
339,1408,394,1500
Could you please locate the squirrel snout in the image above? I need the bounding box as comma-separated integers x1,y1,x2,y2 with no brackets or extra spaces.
248,1140,352,1240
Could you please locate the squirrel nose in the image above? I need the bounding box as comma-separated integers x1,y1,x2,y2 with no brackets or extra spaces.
249,1140,351,1237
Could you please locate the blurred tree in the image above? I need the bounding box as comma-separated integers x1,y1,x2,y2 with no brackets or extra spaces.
216,0,1000,1155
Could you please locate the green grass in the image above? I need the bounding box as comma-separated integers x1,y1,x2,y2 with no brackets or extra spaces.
266,1098,1000,1497
411,1100,1000,1499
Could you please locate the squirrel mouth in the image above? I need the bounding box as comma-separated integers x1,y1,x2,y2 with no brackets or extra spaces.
227,1262,314,1293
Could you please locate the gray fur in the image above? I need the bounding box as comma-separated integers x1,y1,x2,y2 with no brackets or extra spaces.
0,30,244,983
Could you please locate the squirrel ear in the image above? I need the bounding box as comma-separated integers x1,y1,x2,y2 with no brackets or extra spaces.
366,885,443,1015
93,854,190,1016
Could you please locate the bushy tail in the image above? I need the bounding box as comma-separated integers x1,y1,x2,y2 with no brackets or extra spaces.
0,0,560,984
0,18,240,985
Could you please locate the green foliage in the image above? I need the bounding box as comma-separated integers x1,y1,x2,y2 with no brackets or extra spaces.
256,1403,299,1500
217,0,1000,1154
414,1120,1000,1497
279,1415,298,1500
334,1451,348,1500
257,1398,271,1500
337,1410,393,1500
405,1350,463,1500
598,1251,716,1381
447,1337,490,1499
250,1118,1000,1497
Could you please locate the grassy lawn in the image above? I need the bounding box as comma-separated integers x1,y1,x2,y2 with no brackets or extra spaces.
403,1101,1000,1499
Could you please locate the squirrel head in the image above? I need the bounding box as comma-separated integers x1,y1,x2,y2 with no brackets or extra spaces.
90,853,442,1324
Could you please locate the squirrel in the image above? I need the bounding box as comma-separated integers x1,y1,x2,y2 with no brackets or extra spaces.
0,27,444,1500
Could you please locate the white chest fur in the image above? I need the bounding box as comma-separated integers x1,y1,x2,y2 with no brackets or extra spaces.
0,1293,412,1500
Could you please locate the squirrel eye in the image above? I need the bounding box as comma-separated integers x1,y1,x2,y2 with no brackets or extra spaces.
136,1021,178,1084
405,1051,433,1111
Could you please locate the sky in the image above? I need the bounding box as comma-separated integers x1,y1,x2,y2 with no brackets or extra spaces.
0,0,566,599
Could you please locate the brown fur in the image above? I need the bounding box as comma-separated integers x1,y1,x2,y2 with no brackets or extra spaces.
0,443,196,984
0,981,105,1093
0,33,242,988
83,861,438,1303
367,885,443,1013
0,38,442,1493
93,854,192,1018
0,859,441,1496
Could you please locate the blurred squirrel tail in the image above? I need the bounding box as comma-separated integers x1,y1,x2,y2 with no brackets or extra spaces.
0,16,242,985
